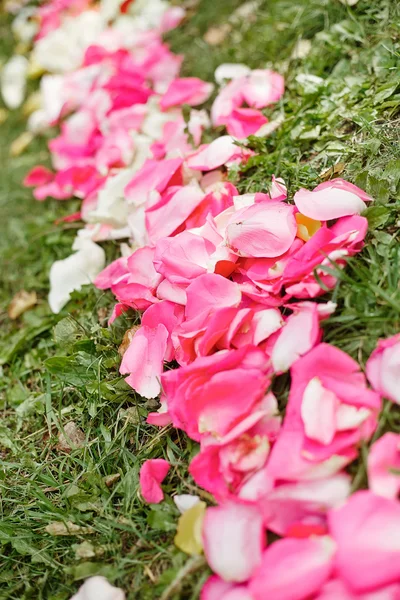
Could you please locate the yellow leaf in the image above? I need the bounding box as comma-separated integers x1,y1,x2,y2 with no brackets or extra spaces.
174,501,206,555
8,290,37,320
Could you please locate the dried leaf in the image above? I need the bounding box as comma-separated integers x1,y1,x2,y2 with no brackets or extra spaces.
8,290,37,320
319,162,345,181
118,325,140,357
103,473,121,488
74,541,96,559
204,23,232,46
57,421,86,451
45,521,94,536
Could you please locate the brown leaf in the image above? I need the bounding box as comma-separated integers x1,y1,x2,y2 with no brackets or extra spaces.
319,162,345,181
8,290,37,320
118,325,140,357
204,23,232,46
57,421,86,452
45,521,94,536
103,473,121,488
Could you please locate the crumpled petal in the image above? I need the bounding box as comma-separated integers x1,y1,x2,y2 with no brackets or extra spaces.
139,458,170,504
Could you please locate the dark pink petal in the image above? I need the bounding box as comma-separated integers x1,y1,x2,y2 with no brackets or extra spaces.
139,459,170,504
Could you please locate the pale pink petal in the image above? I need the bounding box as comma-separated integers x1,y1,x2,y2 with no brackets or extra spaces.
368,433,400,499
186,136,247,171
201,576,234,600
249,536,335,600
211,78,244,127
315,178,373,202
160,6,186,32
329,491,400,592
271,306,320,373
203,502,265,583
139,458,170,504
154,231,213,284
366,334,400,405
300,377,337,445
226,201,297,258
120,324,168,399
241,69,285,108
294,186,367,220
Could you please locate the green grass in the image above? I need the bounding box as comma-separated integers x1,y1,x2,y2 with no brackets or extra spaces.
1,0,400,597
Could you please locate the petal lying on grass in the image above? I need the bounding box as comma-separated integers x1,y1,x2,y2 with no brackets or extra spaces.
139,458,170,504
294,181,369,220
186,136,248,171
48,238,105,313
70,576,125,600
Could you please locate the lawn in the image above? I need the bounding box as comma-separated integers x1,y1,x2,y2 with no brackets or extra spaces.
0,0,400,598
